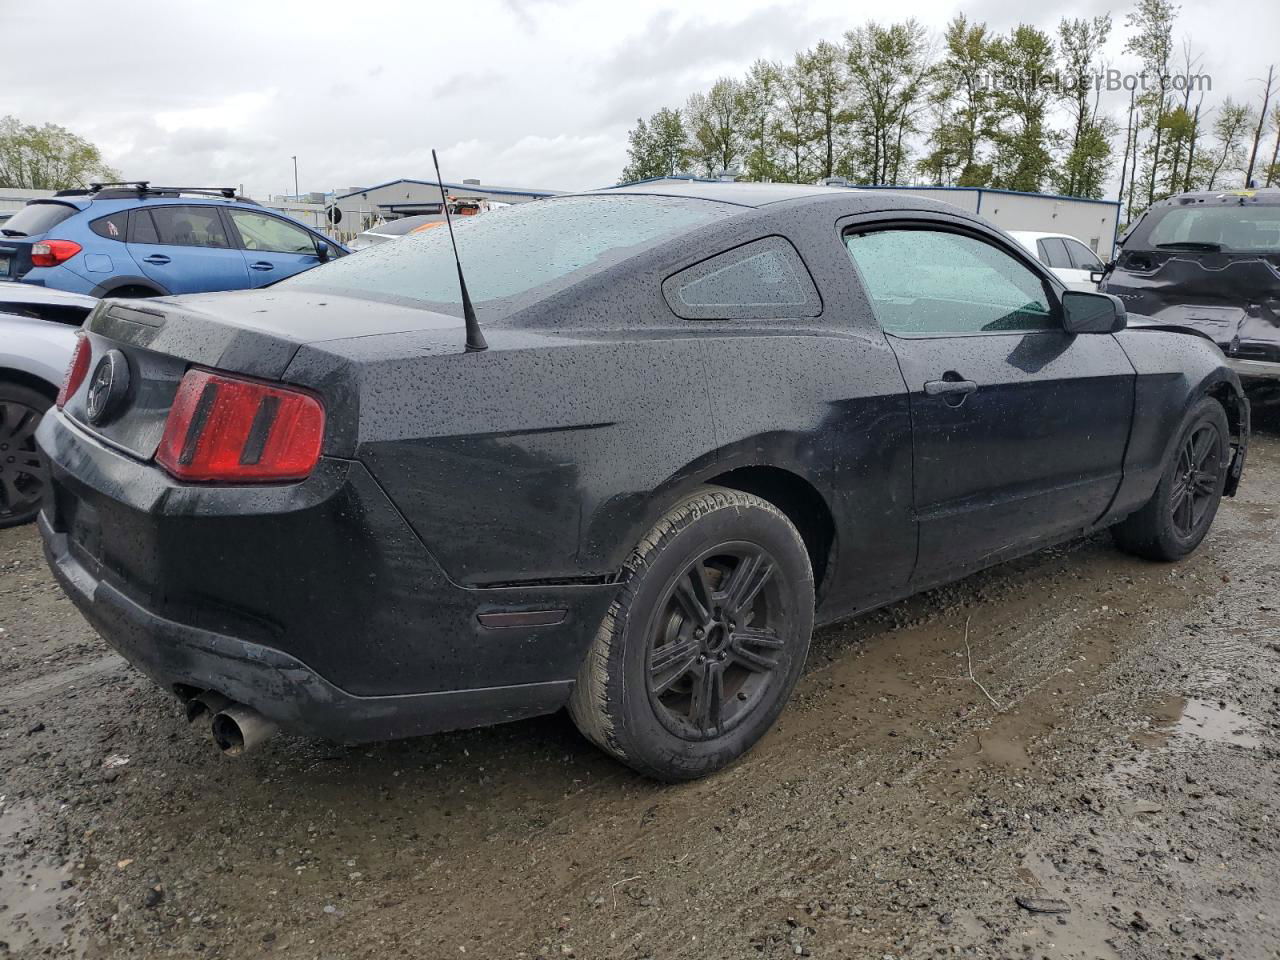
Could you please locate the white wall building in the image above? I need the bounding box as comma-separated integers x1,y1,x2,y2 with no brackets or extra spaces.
852,185,1120,257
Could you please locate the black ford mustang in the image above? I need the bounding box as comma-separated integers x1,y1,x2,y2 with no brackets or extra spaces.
37,182,1249,780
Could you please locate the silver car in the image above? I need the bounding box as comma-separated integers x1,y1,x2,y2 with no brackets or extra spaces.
0,286,95,526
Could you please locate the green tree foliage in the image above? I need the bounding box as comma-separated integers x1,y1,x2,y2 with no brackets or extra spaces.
1200,99,1255,190
0,116,117,190
924,15,998,187
685,78,747,178
989,24,1056,192
740,60,782,182
613,1,1267,224
619,109,688,183
797,40,851,180
1123,0,1178,206
1054,15,1114,198
842,20,931,185
775,57,821,184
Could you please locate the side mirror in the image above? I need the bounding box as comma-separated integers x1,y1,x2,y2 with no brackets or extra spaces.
1089,260,1113,286
1062,290,1126,334
315,239,331,262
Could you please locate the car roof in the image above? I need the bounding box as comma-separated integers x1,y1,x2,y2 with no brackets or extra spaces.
20,194,338,243
583,179,930,210
1008,229,1089,244
1155,188,1280,206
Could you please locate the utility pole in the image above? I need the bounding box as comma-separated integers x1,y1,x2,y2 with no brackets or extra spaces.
291,156,299,199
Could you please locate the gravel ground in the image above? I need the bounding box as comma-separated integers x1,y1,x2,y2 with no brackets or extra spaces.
2,414,1278,960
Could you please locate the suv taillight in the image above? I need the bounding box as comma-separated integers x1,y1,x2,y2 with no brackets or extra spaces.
56,334,91,409
155,369,325,483
31,239,83,267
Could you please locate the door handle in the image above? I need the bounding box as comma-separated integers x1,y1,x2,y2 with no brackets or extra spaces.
924,379,977,397
923,376,978,405
249,261,275,271
142,254,170,265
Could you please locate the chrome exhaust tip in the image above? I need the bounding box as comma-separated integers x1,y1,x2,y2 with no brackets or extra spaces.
211,704,278,757
185,691,233,726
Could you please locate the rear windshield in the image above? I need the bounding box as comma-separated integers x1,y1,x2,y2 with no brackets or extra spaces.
284,195,737,313
1136,203,1280,253
0,201,78,237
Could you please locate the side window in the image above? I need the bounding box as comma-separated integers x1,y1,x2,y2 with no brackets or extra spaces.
1038,237,1073,269
844,228,1056,336
662,236,820,320
147,206,231,248
90,211,128,241
129,209,159,244
1064,238,1103,271
228,211,318,255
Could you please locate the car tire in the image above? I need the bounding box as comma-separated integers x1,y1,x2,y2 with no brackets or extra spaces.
568,485,815,781
104,285,158,299
0,382,53,529
1112,396,1231,562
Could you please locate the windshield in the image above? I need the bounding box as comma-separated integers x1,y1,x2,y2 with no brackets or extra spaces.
1142,203,1280,253
0,201,78,237
284,195,737,313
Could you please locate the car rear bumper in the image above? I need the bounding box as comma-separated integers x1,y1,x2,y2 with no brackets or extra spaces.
40,511,575,742
36,410,618,743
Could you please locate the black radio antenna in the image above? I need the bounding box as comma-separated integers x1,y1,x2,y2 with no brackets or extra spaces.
432,148,487,353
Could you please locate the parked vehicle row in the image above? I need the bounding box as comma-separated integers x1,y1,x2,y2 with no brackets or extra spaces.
0,182,347,298
34,182,1248,780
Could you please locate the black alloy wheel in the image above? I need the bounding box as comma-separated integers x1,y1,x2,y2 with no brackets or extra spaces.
569,486,815,781
646,544,792,740
1168,423,1222,539
1112,396,1231,562
0,385,51,529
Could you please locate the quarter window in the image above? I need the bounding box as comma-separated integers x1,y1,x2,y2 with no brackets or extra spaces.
663,236,820,320
844,228,1056,336
144,206,231,248
229,211,318,255
90,211,129,241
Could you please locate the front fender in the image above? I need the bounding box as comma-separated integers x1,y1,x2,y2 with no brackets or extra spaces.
1109,328,1248,517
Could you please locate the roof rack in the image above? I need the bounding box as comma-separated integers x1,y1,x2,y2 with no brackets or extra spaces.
53,182,258,205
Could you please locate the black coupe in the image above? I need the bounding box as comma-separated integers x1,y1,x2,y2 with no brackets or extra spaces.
37,182,1249,780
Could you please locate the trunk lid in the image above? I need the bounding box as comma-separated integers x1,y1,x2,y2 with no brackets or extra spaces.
67,288,465,460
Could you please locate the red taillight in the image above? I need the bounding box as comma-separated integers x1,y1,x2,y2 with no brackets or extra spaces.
56,334,92,409
155,369,325,483
31,239,83,267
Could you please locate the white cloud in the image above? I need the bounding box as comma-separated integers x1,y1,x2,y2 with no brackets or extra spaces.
1,0,1277,197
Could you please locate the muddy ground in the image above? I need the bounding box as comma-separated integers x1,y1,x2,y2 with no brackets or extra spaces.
2,416,1278,960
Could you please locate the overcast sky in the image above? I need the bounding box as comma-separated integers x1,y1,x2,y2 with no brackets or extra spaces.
2,0,1277,198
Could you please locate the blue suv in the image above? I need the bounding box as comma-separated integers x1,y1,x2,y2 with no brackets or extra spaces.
0,182,347,298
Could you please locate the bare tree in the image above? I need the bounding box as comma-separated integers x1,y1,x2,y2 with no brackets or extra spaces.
1245,65,1275,186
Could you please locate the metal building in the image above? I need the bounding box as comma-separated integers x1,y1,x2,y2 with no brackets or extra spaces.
329,178,563,235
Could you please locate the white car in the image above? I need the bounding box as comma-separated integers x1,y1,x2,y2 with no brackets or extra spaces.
0,285,95,526
1008,231,1106,291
